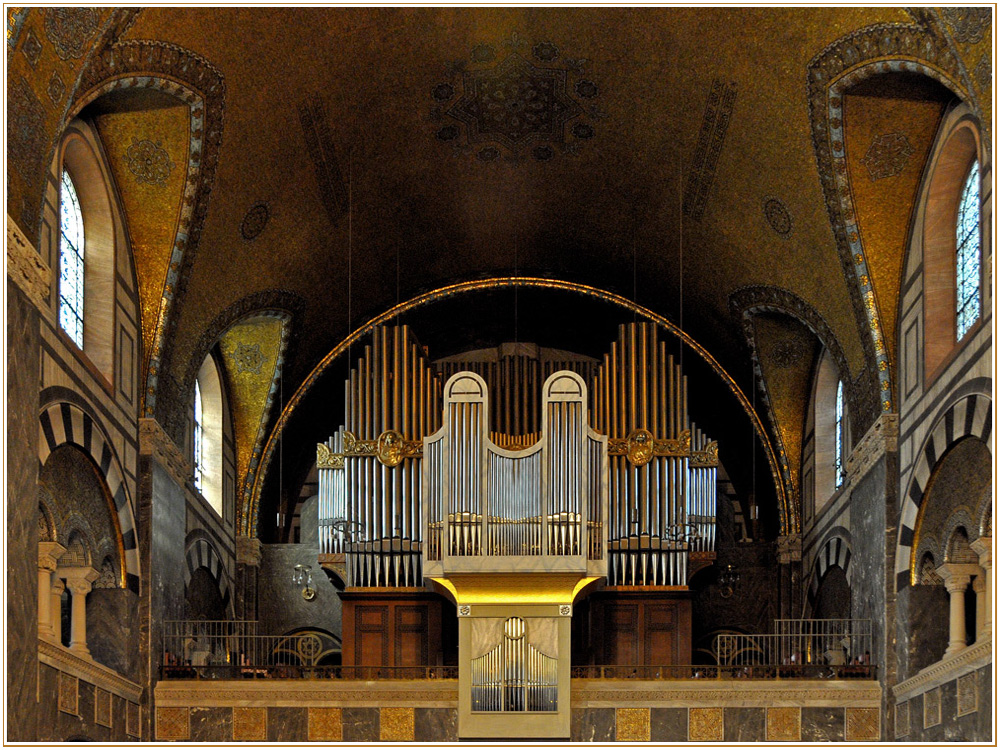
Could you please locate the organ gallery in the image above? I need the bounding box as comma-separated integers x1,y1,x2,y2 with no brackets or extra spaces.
7,7,992,744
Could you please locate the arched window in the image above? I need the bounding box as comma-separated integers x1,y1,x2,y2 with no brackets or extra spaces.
193,379,204,493
58,170,86,348
834,380,845,489
955,161,980,339
194,354,224,516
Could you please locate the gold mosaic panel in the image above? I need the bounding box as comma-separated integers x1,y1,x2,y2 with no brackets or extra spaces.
93,104,191,379
766,707,801,741
94,687,112,728
895,701,910,739
233,706,267,741
380,707,415,742
156,707,190,741
57,672,78,715
689,707,724,742
923,687,941,729
308,707,343,741
957,672,978,716
616,707,650,742
218,315,285,499
846,707,879,741
127,701,140,738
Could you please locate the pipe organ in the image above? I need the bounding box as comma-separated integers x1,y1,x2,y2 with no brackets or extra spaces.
315,322,720,737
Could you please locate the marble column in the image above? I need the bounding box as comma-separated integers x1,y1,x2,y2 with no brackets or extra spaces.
61,567,99,656
37,542,65,639
937,564,978,656
971,536,991,641
51,577,65,644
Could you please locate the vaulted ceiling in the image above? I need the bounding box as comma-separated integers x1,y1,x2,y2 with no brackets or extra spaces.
7,7,991,539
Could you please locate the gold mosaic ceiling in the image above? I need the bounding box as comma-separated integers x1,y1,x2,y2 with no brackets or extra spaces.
7,7,991,533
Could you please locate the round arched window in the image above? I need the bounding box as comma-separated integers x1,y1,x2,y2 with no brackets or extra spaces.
955,161,980,339
58,170,86,348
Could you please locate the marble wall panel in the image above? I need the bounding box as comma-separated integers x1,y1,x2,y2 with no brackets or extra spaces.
724,707,764,741
190,706,232,742
976,666,992,740
342,706,379,742
267,706,307,741
257,544,342,642
801,706,845,741
87,589,140,681
850,457,887,670
6,281,40,740
571,708,615,743
650,707,687,743
414,708,458,742
150,463,188,671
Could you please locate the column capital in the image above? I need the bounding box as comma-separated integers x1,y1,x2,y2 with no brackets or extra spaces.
936,562,979,591
38,542,66,572
970,536,991,568
60,566,100,595
236,535,263,566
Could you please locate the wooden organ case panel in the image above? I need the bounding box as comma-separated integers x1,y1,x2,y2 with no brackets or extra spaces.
592,592,693,666
340,591,443,668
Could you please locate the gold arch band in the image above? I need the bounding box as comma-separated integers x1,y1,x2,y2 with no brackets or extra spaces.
248,277,794,538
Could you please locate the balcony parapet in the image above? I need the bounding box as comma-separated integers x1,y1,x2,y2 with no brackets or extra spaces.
892,639,992,703
38,637,142,704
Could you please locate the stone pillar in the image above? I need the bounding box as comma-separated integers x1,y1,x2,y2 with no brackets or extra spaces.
236,535,262,621
777,534,802,619
937,563,978,656
971,536,991,641
51,577,65,644
61,567,99,656
37,542,65,639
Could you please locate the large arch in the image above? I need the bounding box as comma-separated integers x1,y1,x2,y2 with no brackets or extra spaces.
804,529,854,617
247,276,792,539
38,400,140,592
895,392,992,591
183,535,232,617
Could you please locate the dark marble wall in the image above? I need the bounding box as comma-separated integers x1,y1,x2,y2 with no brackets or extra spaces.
36,664,132,742
87,589,140,681
150,463,188,671
6,280,40,740
899,666,993,742
258,544,342,641
849,458,886,670
895,585,950,679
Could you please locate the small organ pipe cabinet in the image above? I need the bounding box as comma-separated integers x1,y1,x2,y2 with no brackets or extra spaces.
316,323,717,738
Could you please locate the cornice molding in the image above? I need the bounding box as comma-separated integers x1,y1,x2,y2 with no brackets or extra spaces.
139,417,191,489
892,640,992,702
7,215,51,311
38,637,142,703
847,412,899,486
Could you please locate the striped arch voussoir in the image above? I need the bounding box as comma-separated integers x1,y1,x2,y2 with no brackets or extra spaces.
184,538,232,613
895,394,992,592
38,402,140,593
805,532,853,617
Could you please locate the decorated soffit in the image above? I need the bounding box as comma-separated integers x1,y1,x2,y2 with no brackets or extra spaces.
751,313,821,502
217,313,290,526
94,100,190,381
932,7,992,139
843,77,948,376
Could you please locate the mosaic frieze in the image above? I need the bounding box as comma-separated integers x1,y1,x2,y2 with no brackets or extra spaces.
43,7,100,60
683,78,737,221
616,707,650,741
845,706,879,741
240,202,270,242
380,707,414,742
766,707,800,741
862,133,914,181
431,32,604,164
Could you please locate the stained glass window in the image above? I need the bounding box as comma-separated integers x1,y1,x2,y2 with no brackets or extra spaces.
834,380,845,489
58,170,85,348
956,161,980,339
194,379,204,492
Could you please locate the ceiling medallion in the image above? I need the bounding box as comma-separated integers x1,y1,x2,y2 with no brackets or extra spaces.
240,202,270,242
430,32,606,165
763,197,792,238
862,133,914,181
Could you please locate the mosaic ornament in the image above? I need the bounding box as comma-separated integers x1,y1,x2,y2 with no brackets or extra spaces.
763,197,792,237
125,138,175,186
431,33,603,164
44,7,100,60
769,339,805,368
974,53,991,89
20,28,42,67
942,7,991,44
233,342,266,375
240,202,270,242
862,133,914,180
47,71,66,104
